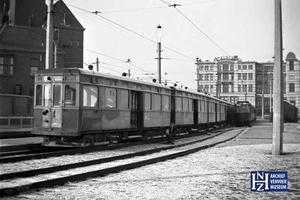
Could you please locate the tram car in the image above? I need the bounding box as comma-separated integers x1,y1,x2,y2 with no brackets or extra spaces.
32,68,235,147
270,101,298,123
234,101,256,126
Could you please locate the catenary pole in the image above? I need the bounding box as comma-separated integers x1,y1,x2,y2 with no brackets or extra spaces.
45,0,54,69
272,0,283,155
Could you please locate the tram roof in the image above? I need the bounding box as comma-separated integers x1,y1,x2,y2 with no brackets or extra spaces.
36,68,171,90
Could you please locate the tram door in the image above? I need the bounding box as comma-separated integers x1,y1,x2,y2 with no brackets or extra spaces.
193,99,198,126
215,103,218,122
42,83,63,129
130,91,142,128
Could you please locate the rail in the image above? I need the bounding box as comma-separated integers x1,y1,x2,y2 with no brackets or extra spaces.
0,116,34,130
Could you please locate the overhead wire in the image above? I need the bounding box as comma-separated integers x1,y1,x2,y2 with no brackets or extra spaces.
67,4,195,61
160,0,229,56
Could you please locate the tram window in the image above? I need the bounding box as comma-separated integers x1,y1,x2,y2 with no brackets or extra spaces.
105,88,116,108
44,84,51,106
120,90,129,109
183,98,188,111
189,99,193,111
162,95,170,111
53,85,61,106
176,97,182,111
83,86,98,107
152,94,161,111
65,84,76,106
35,85,42,106
144,93,151,110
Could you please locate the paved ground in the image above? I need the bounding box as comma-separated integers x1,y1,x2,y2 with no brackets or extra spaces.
0,137,43,147
2,120,298,199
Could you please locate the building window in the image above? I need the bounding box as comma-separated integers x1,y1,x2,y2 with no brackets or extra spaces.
243,73,247,80
289,61,294,71
198,74,203,81
243,85,247,92
210,65,214,70
199,66,203,70
210,74,213,80
14,85,22,95
205,65,209,70
248,65,253,70
223,84,229,93
248,73,253,80
257,74,263,81
257,85,262,94
249,84,253,92
30,58,39,77
205,74,209,80
210,85,214,92
238,73,241,80
199,85,203,91
223,64,229,71
0,55,14,76
230,64,234,71
289,75,295,80
238,85,241,92
289,83,295,92
243,65,247,70
223,73,229,80
238,65,241,70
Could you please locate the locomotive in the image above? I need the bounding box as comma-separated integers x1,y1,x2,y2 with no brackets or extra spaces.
31,68,237,147
234,101,257,126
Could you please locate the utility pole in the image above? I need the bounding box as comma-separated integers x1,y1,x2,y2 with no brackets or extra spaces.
54,29,59,68
272,0,283,155
157,41,162,84
262,65,265,120
96,58,99,71
45,0,54,69
156,25,163,84
270,79,273,115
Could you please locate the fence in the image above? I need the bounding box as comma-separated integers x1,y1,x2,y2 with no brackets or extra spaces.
0,116,34,129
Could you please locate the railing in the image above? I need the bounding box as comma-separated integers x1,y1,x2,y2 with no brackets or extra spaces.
0,116,34,130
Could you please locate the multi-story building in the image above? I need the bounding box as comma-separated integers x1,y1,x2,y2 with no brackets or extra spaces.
196,56,257,107
285,52,300,109
0,0,84,96
196,52,300,117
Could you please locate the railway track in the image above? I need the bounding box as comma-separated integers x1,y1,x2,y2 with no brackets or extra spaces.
0,127,231,164
0,127,247,197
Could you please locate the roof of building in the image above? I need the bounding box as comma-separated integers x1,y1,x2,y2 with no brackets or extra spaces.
47,0,85,31
0,24,45,52
286,52,298,61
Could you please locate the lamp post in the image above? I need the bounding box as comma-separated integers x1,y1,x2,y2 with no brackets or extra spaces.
127,59,131,78
156,25,163,84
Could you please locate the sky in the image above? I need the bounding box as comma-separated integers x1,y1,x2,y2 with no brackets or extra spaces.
63,0,300,89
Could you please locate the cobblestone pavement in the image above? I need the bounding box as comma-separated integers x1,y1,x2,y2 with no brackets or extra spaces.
3,122,300,200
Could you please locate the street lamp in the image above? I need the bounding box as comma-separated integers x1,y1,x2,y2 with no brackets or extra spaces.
156,25,163,84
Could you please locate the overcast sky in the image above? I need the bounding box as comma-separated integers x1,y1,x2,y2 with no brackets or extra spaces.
64,0,300,89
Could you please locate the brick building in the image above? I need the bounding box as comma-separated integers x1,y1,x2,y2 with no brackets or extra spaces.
0,0,84,96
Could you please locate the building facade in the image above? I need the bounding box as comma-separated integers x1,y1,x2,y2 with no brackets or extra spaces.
196,52,300,117
0,0,84,96
196,56,257,107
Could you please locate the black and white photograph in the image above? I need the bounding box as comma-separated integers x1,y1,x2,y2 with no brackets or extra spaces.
0,0,299,199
